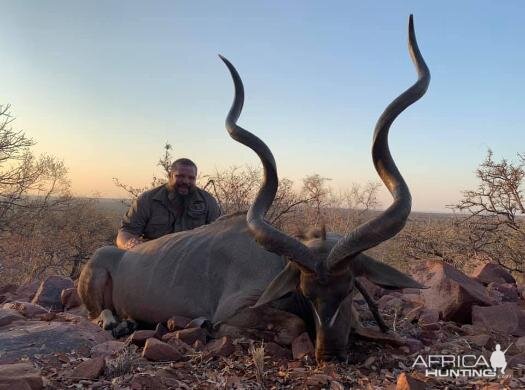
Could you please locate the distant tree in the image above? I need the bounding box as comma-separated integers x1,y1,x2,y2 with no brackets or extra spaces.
0,104,116,283
399,150,525,275
454,150,525,273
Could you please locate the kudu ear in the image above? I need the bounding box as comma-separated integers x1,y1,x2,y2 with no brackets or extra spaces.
251,262,301,308
348,253,425,289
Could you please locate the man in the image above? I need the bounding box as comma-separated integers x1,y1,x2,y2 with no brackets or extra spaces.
116,158,221,250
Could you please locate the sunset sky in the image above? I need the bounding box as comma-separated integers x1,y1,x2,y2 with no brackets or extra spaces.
1,1,524,212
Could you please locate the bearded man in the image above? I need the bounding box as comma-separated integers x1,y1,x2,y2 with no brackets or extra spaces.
116,158,221,250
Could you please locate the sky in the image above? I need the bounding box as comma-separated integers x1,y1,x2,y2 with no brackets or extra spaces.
1,1,524,212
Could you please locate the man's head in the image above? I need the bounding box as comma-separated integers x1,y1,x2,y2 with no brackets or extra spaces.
168,158,197,196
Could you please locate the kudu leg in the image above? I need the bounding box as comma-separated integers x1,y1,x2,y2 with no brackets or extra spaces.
355,279,389,333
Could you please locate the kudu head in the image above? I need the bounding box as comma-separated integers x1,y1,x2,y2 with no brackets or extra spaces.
220,15,430,362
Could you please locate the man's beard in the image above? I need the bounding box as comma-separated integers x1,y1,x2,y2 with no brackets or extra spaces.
175,184,195,194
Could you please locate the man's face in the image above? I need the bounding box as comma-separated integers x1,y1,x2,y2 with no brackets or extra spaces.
169,164,197,195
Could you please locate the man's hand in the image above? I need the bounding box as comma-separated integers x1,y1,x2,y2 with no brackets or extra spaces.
124,236,144,250
116,230,144,250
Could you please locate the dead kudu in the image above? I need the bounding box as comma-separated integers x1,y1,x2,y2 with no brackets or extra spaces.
78,15,429,362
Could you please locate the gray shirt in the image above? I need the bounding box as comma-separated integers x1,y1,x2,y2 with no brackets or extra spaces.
119,184,221,240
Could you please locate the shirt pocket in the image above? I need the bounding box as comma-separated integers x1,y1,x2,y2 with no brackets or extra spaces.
186,201,207,229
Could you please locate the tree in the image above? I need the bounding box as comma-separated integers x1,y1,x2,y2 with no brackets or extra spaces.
398,150,525,275
0,104,116,283
454,150,525,273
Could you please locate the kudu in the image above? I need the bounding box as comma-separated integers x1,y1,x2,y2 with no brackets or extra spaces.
78,15,429,362
218,13,429,360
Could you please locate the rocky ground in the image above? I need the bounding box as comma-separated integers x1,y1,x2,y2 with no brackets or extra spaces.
2,261,525,389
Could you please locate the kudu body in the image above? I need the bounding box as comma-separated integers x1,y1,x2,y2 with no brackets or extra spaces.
78,15,429,361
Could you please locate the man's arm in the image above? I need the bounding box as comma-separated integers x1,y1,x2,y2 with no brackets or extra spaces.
116,195,149,250
206,195,222,224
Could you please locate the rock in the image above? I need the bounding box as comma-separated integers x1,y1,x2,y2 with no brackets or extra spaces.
204,336,235,357
508,352,525,368
160,334,193,354
142,338,183,362
404,338,424,353
130,374,168,390
153,322,168,339
166,315,191,331
60,288,81,309
90,340,126,358
411,260,494,323
0,362,43,389
31,276,74,312
472,303,525,336
292,332,314,360
0,285,18,304
11,281,40,302
460,324,484,335
516,336,525,352
171,327,207,346
396,372,426,390
3,301,48,318
70,357,105,380
465,334,491,347
0,318,112,364
487,282,519,302
264,342,292,359
65,305,89,318
129,330,157,347
0,308,24,327
471,263,516,285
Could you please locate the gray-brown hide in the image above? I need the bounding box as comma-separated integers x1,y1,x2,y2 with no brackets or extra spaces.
78,15,430,362
80,214,286,325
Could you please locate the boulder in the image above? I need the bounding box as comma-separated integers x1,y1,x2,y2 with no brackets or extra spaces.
472,303,525,336
0,362,43,389
168,327,207,346
291,332,315,360
204,336,235,357
161,334,194,354
60,288,81,310
32,276,74,312
166,315,192,331
154,322,169,339
487,282,519,302
411,260,494,323
0,318,112,364
142,338,183,362
0,284,17,304
11,281,41,303
3,301,48,318
70,357,105,380
0,308,24,327
516,336,525,352
471,263,515,285
129,330,157,347
90,340,126,358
